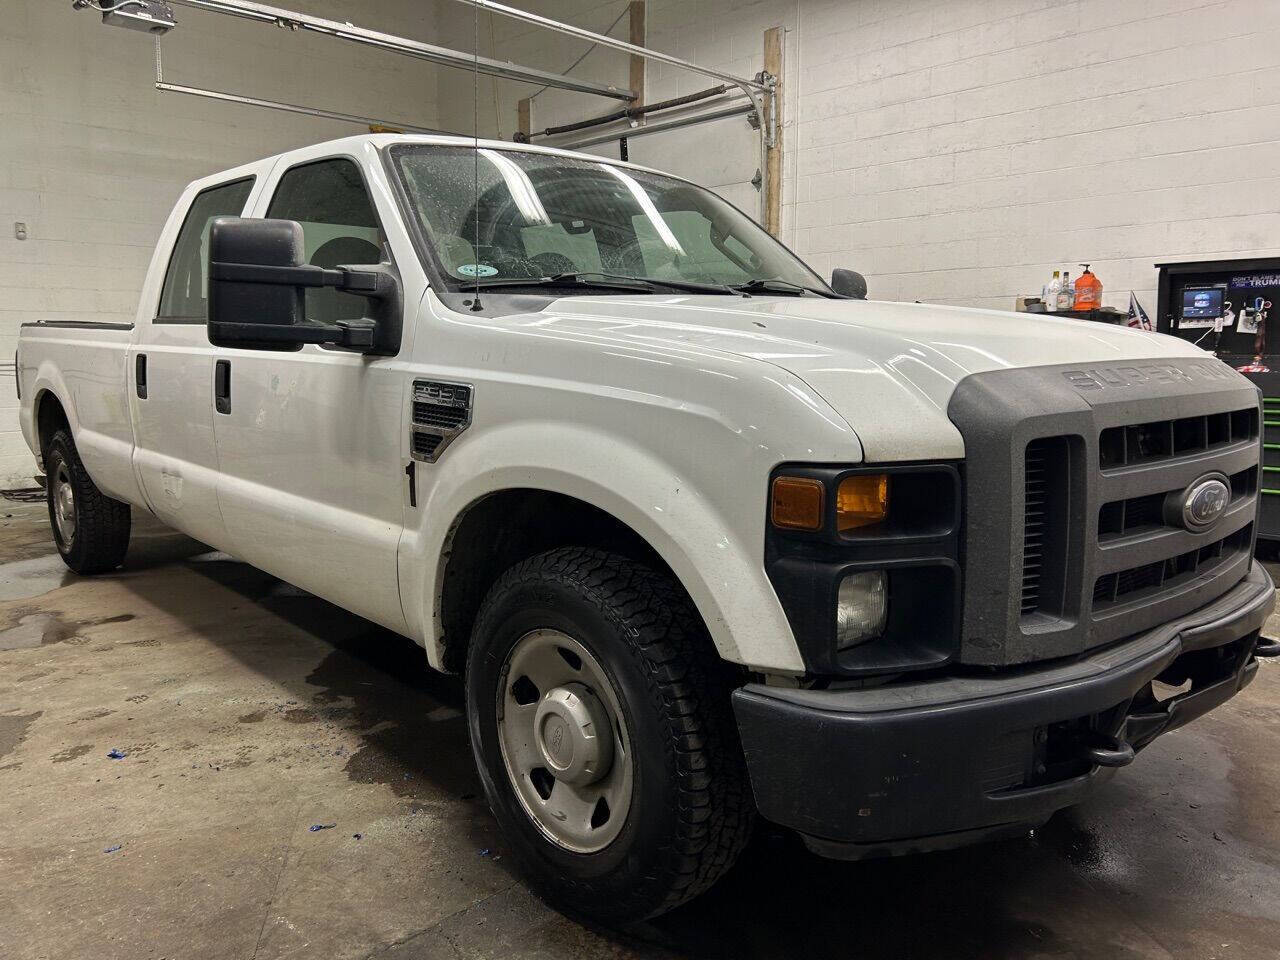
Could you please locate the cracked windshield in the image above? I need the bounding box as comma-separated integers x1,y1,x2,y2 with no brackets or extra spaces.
390,145,827,293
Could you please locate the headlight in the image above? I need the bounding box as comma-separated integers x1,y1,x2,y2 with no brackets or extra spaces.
836,570,888,648
836,473,888,530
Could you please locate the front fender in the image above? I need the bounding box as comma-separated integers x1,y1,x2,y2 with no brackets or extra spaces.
401,420,814,674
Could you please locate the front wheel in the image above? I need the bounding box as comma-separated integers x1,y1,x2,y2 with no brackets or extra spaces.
465,547,752,923
44,428,131,574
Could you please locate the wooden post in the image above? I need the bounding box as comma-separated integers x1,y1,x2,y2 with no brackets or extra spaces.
763,25,783,238
517,97,532,140
629,1,646,115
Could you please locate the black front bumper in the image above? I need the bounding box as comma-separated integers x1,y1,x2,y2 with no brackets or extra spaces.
733,564,1276,859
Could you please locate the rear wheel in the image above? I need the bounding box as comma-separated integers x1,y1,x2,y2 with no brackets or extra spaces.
44,428,131,574
465,547,752,923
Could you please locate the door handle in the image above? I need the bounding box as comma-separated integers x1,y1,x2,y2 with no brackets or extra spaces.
214,359,231,414
135,353,147,399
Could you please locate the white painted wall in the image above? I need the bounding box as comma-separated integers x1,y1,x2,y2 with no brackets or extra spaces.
0,0,441,488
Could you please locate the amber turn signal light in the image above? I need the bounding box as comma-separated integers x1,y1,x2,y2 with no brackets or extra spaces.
837,474,889,531
771,476,825,531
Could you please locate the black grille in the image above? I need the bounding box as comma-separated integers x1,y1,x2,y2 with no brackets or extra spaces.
1099,408,1257,469
412,400,468,430
1021,436,1072,619
1097,466,1257,540
1021,440,1049,615
412,432,443,458
1093,525,1252,607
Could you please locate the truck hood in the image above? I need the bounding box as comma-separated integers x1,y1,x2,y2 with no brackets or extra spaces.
537,295,1212,461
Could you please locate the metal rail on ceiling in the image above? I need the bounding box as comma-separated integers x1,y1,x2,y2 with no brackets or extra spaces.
155,83,449,135
141,0,778,221
151,36,453,135
448,0,769,93
557,102,756,151
448,0,776,153
167,0,637,100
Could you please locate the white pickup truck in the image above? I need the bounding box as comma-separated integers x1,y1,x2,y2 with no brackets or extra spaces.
16,134,1279,922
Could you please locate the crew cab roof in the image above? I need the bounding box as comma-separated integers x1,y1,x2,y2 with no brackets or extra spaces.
249,132,675,182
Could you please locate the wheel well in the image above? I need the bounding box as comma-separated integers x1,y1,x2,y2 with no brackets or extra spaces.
438,489,689,673
35,391,69,459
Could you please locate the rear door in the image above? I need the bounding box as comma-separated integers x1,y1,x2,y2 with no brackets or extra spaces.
211,146,414,632
128,169,266,547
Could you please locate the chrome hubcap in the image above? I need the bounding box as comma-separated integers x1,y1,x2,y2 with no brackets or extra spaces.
497,629,632,852
52,464,76,545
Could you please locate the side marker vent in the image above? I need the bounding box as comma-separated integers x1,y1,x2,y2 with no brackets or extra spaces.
410,380,472,463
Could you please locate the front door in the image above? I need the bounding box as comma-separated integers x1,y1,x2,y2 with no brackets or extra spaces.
211,153,411,632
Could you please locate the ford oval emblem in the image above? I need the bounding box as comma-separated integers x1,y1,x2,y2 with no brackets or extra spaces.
1180,476,1230,531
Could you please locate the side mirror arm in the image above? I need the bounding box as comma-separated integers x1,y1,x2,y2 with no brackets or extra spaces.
209,261,392,299
208,318,375,350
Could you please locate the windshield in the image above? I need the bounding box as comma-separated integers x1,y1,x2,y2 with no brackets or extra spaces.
388,145,829,293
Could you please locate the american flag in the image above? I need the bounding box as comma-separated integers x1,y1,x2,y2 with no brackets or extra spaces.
1126,292,1153,331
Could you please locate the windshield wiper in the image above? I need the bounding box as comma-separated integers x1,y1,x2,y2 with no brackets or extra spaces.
730,278,830,297
465,272,740,296
549,272,740,296
466,274,654,292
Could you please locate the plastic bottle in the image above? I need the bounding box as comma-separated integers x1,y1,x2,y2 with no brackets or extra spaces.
1073,264,1102,311
1057,271,1074,311
1045,270,1061,312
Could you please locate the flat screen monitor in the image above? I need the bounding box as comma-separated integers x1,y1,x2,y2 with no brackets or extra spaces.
1181,285,1225,320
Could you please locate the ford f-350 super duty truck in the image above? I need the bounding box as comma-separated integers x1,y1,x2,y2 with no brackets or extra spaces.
16,134,1280,923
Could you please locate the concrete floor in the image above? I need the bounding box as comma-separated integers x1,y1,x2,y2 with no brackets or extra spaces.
3,496,1280,960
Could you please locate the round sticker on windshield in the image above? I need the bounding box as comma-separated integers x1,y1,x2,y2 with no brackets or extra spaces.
455,263,498,278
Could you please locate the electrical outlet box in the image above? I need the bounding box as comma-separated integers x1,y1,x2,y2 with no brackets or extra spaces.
102,1,176,35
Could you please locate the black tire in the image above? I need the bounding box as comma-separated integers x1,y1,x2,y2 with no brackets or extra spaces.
44,428,131,574
465,547,753,924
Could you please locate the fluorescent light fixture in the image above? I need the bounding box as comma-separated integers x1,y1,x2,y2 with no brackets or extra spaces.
478,149,551,226
596,163,685,256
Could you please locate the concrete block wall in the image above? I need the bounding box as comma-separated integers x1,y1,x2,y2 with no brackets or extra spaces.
0,0,441,488
790,0,1280,310
434,0,1280,317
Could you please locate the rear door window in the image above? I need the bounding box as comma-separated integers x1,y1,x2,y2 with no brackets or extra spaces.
156,177,254,323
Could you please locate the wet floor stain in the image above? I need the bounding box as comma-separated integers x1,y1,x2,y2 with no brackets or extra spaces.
305,635,478,800
0,555,76,602
177,554,480,801
0,711,42,759
0,614,64,650
0,611,136,650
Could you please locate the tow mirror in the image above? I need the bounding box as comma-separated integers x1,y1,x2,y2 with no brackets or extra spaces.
831,268,868,300
207,217,399,354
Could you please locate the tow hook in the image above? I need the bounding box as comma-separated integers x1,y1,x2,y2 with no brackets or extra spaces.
1081,733,1136,768
1255,636,1280,658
